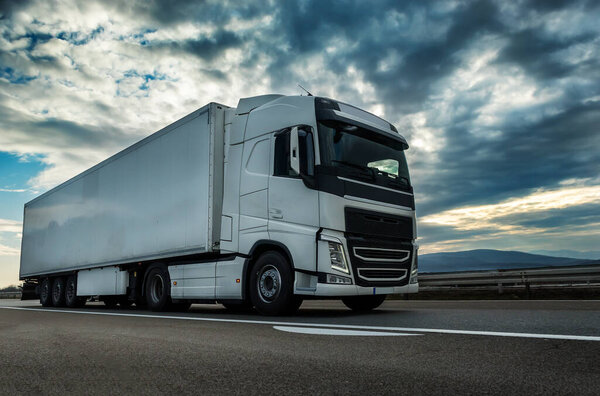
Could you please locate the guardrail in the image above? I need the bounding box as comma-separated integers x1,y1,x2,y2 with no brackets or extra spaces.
0,291,21,299
419,264,600,294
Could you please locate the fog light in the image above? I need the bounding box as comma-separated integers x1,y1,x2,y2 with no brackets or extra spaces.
328,242,349,274
327,274,352,284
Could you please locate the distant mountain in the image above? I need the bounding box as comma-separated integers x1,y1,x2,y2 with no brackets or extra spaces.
529,250,600,260
419,249,597,273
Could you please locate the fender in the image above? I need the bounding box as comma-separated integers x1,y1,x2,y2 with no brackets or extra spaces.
242,240,296,300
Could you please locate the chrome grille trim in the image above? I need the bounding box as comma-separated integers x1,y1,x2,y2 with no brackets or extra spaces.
353,247,411,263
357,268,407,282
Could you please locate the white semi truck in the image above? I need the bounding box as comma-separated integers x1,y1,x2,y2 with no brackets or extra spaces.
19,94,418,315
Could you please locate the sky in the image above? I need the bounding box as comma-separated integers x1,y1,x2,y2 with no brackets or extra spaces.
1,0,599,287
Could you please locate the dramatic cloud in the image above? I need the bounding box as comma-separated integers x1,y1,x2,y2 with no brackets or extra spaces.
1,0,599,285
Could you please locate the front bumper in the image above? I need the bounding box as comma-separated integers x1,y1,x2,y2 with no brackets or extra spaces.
312,281,419,297
294,228,419,297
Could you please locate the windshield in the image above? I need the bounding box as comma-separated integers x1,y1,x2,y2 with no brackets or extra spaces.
317,120,411,187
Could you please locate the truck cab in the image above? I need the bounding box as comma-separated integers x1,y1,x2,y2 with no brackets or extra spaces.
218,94,418,314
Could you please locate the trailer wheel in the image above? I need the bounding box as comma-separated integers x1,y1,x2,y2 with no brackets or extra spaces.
51,277,66,307
342,295,386,312
145,266,172,311
40,278,52,307
249,251,299,316
65,275,86,308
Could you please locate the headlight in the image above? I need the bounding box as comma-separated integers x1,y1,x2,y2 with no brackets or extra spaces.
328,241,349,274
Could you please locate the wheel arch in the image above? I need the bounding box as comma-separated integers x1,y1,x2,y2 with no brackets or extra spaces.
243,240,295,301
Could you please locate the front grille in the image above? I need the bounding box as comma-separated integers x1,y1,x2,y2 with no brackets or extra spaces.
346,236,413,287
358,268,407,281
353,247,410,262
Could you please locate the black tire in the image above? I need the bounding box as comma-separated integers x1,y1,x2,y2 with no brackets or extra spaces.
145,266,172,311
65,275,86,308
51,277,66,307
222,301,254,313
102,296,119,309
249,251,298,316
342,295,386,312
40,278,52,307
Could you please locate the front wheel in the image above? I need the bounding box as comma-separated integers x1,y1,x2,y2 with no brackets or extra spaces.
250,251,299,316
342,295,386,312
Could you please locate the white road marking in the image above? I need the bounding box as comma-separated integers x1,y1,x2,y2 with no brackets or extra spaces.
273,325,421,336
2,306,600,342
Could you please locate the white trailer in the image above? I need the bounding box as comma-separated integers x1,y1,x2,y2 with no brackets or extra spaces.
20,95,418,315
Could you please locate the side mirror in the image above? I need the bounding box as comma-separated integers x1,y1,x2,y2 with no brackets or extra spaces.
290,126,300,174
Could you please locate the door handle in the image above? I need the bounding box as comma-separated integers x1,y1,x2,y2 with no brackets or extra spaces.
269,208,283,219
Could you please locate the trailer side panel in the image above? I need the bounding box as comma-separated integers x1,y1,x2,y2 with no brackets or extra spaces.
20,105,222,278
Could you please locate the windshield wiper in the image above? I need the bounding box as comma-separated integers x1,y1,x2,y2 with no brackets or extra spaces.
332,160,371,172
371,168,410,186
331,160,375,179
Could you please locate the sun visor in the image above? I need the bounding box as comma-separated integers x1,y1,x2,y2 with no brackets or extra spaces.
319,109,408,148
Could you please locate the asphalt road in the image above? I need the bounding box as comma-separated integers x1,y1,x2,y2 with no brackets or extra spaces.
1,299,599,395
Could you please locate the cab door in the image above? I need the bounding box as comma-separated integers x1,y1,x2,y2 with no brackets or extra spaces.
267,127,320,273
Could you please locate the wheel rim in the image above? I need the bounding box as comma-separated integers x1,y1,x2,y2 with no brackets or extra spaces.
257,264,281,303
42,281,49,300
52,281,61,302
66,280,75,302
150,274,164,303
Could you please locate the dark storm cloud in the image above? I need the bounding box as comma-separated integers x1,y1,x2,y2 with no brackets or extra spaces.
267,0,503,110
159,30,243,61
0,102,131,151
498,204,600,229
416,99,600,215
0,0,31,18
128,0,262,26
495,28,597,80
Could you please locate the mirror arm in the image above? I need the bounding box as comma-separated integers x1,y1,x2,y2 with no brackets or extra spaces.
290,126,300,174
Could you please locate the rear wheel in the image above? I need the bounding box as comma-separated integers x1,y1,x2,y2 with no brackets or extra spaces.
51,277,66,307
250,251,299,316
342,295,386,312
145,266,172,311
65,275,86,308
40,278,52,307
